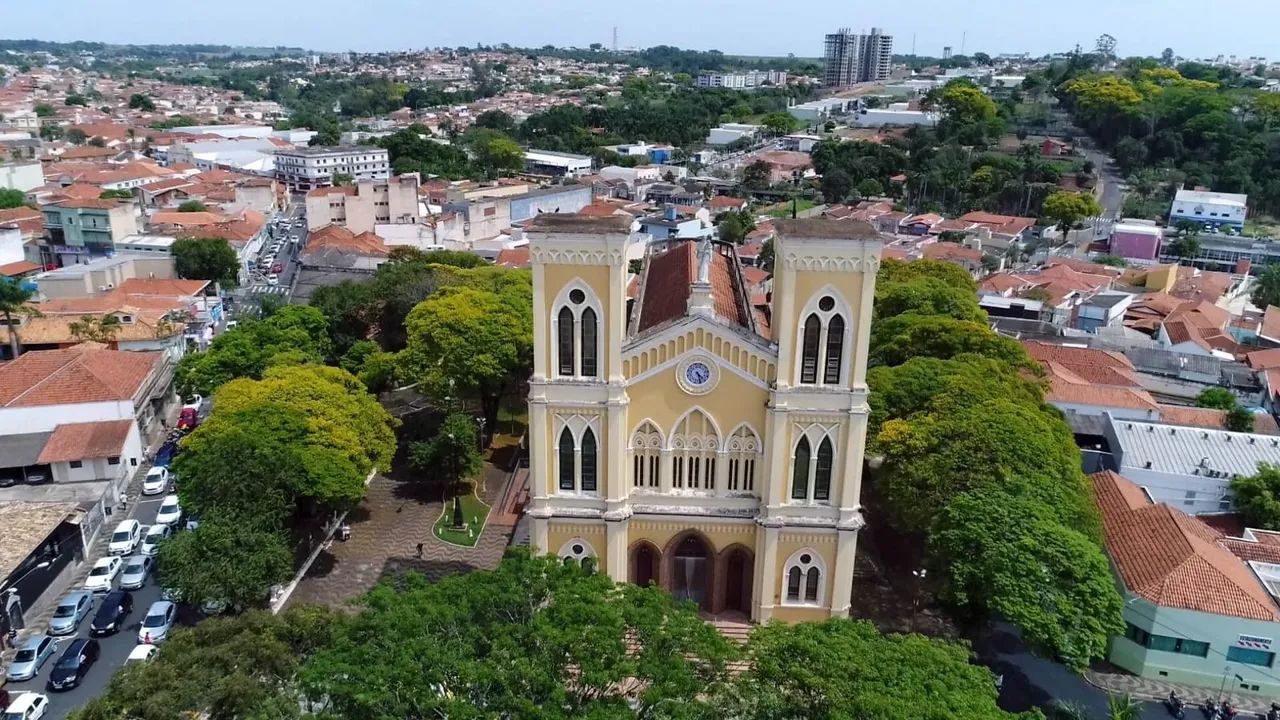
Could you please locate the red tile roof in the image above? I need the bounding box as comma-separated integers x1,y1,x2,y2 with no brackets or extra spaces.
635,241,748,333
116,278,209,297
922,242,983,263
495,246,530,268
1092,470,1280,621
1261,306,1280,343
1156,404,1280,435
0,260,40,277
36,420,133,463
52,198,124,211
1048,379,1158,410
0,346,161,407
1246,348,1280,370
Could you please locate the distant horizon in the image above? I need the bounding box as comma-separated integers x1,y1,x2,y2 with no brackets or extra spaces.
2,0,1277,64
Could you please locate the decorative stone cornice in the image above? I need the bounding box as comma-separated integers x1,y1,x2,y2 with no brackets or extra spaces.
781,251,880,274
529,247,626,267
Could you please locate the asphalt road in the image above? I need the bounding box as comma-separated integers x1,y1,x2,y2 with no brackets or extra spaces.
4,496,175,720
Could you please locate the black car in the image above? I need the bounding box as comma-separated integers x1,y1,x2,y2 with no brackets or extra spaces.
47,638,99,691
89,589,133,636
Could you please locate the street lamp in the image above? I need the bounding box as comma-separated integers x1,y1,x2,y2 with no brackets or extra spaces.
910,568,928,632
3,560,52,595
449,433,465,530
475,416,487,451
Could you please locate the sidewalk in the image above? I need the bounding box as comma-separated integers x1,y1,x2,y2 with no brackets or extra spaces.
1085,666,1275,715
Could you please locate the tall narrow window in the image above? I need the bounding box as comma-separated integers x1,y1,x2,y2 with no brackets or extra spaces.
787,566,802,601
792,437,811,500
557,307,575,376
823,315,845,384
558,428,575,491
804,567,820,602
631,422,662,489
726,425,760,495
783,551,824,606
800,314,821,384
670,410,719,494
814,437,833,501
580,308,598,378
580,428,597,492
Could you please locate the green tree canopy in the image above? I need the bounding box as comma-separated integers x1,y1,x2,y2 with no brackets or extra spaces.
1251,263,1280,310
155,518,293,611
1230,464,1280,530
177,199,208,212
70,608,337,720
760,111,799,135
300,551,737,718
0,188,26,209
172,236,240,287
127,92,155,111
399,276,532,426
174,305,333,396
409,411,484,487
1195,386,1239,410
465,127,525,177
869,314,1033,369
867,355,1045,437
931,489,1122,668
874,276,987,323
1042,190,1103,235
722,619,1030,720
0,277,39,359
741,160,772,190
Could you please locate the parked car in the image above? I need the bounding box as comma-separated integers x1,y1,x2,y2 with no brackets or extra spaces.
89,590,133,637
83,556,122,593
47,591,93,636
119,555,153,590
5,635,57,681
23,470,48,485
46,639,99,692
155,495,181,526
177,407,199,431
140,524,170,556
2,692,49,720
141,466,170,495
107,519,142,555
124,645,158,664
138,601,176,644
271,262,283,274
266,274,279,286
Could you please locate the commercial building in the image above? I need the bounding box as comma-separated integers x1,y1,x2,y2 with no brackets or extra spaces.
696,71,789,89
706,123,762,146
1170,189,1248,231
1095,469,1280,698
526,215,882,623
40,199,141,264
1103,414,1280,515
509,185,593,222
273,145,390,192
823,27,893,86
523,150,594,179
1110,221,1165,262
305,176,421,234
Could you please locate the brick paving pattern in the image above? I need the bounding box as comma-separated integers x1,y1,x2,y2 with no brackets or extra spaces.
287,461,516,610
1085,667,1276,715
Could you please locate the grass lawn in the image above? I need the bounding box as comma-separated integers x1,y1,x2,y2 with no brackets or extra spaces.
1245,217,1280,239
765,199,816,218
433,490,491,547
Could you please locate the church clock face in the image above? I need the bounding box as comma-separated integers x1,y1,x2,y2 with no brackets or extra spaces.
677,356,718,395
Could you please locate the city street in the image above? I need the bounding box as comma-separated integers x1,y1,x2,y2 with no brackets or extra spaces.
3,495,175,720
232,205,308,315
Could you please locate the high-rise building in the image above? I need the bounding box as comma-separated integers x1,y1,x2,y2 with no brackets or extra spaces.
823,27,894,86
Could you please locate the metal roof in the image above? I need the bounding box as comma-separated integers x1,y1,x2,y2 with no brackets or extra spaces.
0,432,53,469
1108,415,1280,477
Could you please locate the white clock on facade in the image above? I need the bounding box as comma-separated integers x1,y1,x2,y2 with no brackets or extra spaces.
676,356,718,395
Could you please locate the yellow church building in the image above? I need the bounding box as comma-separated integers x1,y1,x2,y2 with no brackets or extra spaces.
524,214,882,623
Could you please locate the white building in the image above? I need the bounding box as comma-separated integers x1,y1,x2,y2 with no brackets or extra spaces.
695,70,789,88
114,234,177,256
1171,189,1247,231
706,123,762,146
0,161,44,192
1103,414,1280,515
851,108,938,126
523,150,593,179
273,146,390,192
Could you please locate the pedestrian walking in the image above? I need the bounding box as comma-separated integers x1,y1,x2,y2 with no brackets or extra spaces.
118,490,128,513
416,543,424,558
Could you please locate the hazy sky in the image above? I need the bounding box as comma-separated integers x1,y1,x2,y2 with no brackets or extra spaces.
5,0,1277,61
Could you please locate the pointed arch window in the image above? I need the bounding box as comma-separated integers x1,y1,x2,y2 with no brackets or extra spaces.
558,427,575,491
726,425,761,495
814,437,833,501
797,294,850,387
823,315,845,384
580,428,597,492
800,314,821,384
580,307,598,378
554,285,601,380
783,550,825,606
791,436,811,500
670,410,719,492
557,307,575,376
631,421,663,489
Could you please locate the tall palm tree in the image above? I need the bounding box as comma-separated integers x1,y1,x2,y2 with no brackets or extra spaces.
0,278,39,359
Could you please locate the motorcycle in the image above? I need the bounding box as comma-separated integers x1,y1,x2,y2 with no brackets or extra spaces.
1165,691,1186,719
1204,698,1220,719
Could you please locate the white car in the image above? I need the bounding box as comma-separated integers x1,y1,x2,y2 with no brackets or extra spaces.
140,524,170,556
155,495,182,526
83,556,122,593
266,274,279,286
3,692,50,720
119,555,153,590
138,600,176,644
182,395,202,413
107,519,142,555
141,466,170,496
125,644,158,664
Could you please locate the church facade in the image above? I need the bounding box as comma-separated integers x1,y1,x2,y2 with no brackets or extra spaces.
525,214,882,622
